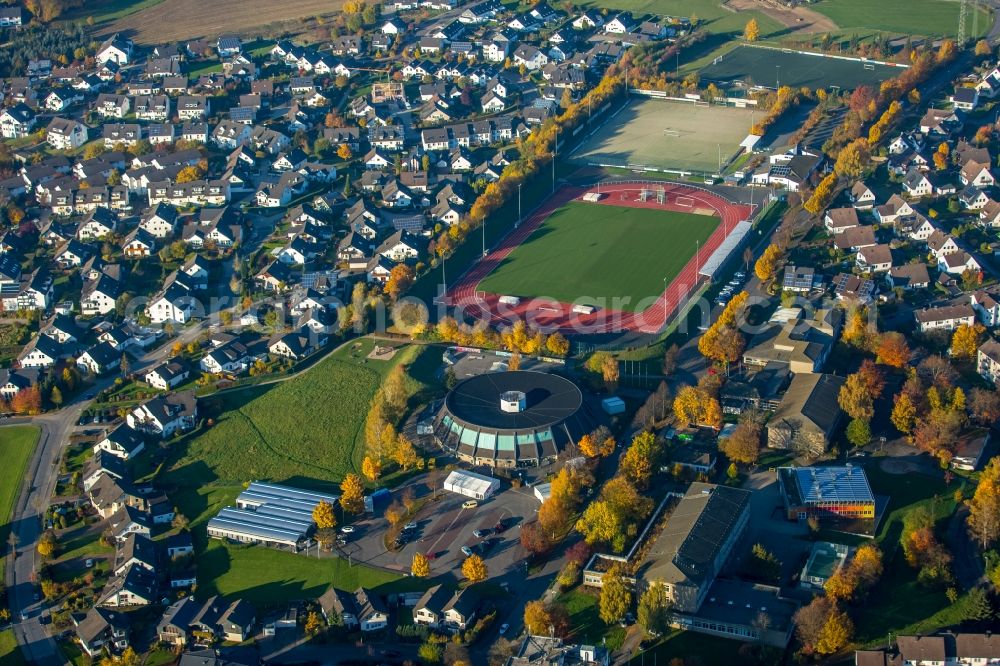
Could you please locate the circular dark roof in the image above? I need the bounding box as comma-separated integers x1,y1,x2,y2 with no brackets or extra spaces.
444,371,583,432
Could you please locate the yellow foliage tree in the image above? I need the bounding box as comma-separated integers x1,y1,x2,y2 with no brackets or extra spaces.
524,600,553,635
362,455,382,482
411,552,431,577
312,500,337,529
754,244,782,282
968,457,1000,548
743,18,760,42
392,434,420,470
952,323,985,360
815,605,854,655
340,473,365,514
337,143,353,160
461,553,488,582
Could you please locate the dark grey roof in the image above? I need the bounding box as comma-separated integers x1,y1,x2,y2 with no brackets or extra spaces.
445,371,582,431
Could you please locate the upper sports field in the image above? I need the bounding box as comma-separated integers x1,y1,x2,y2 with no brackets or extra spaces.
477,201,719,312
699,45,903,91
572,98,753,174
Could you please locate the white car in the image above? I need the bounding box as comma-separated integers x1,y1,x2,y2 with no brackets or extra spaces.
340,526,355,534
403,522,418,531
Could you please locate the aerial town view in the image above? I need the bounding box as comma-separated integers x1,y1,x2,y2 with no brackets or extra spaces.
5,0,1000,664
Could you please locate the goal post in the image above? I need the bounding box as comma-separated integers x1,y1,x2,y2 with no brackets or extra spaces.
475,290,487,301
675,196,695,208
663,128,681,137
863,63,875,70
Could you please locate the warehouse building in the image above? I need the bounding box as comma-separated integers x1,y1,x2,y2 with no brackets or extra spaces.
443,469,500,500
207,481,339,550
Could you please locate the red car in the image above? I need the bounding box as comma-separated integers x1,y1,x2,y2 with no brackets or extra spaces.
494,519,507,534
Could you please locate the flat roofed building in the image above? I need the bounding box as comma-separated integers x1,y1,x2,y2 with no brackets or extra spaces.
443,469,501,499
777,466,875,522
800,541,848,589
207,481,339,550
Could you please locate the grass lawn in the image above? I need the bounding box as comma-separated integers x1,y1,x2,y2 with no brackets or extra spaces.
0,629,25,666
167,338,430,493
0,426,39,552
559,588,626,650
156,338,439,604
196,542,428,608
636,629,745,666
850,461,966,643
477,202,718,311
811,0,990,38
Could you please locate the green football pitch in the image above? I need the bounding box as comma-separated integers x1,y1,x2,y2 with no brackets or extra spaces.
477,202,719,312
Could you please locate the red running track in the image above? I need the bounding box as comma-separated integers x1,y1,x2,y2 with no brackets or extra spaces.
446,182,752,334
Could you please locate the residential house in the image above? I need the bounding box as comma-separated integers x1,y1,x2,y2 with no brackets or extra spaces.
766,373,846,456
127,391,198,438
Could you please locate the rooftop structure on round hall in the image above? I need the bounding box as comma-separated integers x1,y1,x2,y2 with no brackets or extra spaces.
434,370,599,468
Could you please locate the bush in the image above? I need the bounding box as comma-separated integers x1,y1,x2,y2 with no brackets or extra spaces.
395,624,429,642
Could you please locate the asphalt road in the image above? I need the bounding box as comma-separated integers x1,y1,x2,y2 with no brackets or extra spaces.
4,318,213,664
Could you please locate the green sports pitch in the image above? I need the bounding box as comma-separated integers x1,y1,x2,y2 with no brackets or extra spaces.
699,45,902,91
477,201,719,312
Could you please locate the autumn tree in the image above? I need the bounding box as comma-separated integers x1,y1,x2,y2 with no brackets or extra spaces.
392,433,420,470
362,455,382,482
461,553,488,582
524,600,553,635
620,431,660,488
891,392,917,435
673,386,722,429
411,552,430,577
719,418,762,465
176,165,205,183
312,500,337,529
520,521,554,555
743,18,759,42
875,332,910,368
754,244,782,282
816,604,854,655
37,532,57,559
976,39,992,56
546,332,570,357
576,500,624,548
833,138,870,179
968,457,1000,549
970,387,1000,425
385,264,415,300
337,143,353,160
952,323,985,360
598,564,632,624
804,173,839,215
637,582,670,636
339,473,365,514
838,360,885,422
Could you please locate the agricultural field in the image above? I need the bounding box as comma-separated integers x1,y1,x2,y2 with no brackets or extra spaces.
699,45,904,91
98,0,345,43
477,201,719,311
572,98,753,174
811,0,990,39
0,426,39,552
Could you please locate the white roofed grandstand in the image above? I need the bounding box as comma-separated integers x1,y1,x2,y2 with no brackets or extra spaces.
207,481,339,550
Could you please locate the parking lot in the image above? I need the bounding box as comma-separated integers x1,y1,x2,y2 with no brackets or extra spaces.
338,478,543,585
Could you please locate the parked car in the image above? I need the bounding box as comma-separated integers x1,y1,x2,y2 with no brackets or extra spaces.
499,623,510,635
461,545,473,557
403,522,418,531
340,526,355,534
473,529,489,538
462,500,478,509
494,519,507,533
